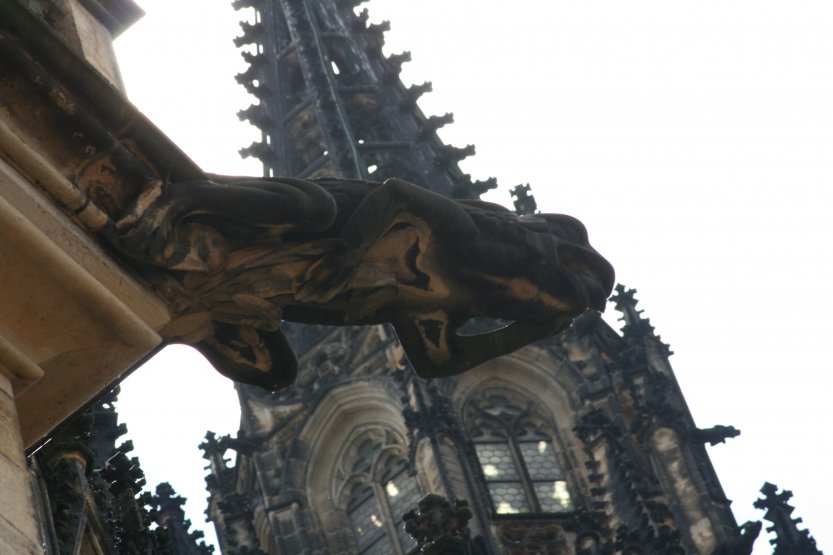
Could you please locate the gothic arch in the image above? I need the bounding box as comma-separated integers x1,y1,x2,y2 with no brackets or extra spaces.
452,346,589,417
452,349,591,514
453,348,585,444
299,380,421,553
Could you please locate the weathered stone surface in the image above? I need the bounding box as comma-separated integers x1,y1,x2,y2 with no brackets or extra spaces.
0,389,27,462
0,0,184,448
0,519,41,555
0,376,40,553
0,155,168,446
21,0,142,91
403,493,473,552
107,176,614,390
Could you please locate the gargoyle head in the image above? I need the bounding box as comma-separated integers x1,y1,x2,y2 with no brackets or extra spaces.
486,212,614,322
537,213,615,312
391,207,615,379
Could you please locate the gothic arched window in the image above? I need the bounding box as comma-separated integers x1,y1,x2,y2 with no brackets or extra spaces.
465,392,574,515
337,429,421,554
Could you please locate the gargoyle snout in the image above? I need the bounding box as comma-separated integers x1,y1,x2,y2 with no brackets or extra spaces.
557,243,615,312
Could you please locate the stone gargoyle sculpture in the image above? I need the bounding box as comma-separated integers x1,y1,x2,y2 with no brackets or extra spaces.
106,176,614,390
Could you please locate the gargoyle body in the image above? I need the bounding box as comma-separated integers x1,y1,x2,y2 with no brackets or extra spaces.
108,176,614,389
691,425,741,446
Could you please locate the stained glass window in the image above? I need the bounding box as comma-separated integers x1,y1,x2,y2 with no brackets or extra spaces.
341,431,421,554
348,483,391,554
380,457,419,552
519,440,573,512
467,393,574,515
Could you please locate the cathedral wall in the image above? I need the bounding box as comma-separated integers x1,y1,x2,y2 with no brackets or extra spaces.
0,374,41,554
451,347,591,488
414,434,488,541
299,380,409,553
451,347,597,553
428,437,473,503
415,438,443,495
451,346,584,424
20,0,141,91
651,426,717,553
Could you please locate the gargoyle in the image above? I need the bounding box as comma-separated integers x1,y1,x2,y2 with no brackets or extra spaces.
691,425,741,446
107,176,614,389
710,521,762,555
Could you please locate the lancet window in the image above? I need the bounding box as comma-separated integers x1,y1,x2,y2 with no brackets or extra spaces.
465,391,574,515
337,428,421,554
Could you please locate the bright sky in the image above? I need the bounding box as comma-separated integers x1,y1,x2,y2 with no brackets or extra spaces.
113,1,832,552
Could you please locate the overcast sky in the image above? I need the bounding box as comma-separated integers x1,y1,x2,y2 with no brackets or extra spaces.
113,2,832,552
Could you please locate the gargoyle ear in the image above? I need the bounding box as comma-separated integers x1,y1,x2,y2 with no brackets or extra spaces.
394,313,570,379
191,322,298,391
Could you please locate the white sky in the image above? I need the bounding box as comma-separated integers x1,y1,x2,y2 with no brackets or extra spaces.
113,2,832,553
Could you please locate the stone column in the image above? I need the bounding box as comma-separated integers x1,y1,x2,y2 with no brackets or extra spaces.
0,374,41,554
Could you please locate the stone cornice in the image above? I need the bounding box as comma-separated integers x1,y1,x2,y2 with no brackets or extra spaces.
77,0,144,37
0,1,191,447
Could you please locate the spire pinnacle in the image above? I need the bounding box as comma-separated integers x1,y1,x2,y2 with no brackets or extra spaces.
754,483,821,554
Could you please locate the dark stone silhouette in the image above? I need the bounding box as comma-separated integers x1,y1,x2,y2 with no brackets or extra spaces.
754,483,822,554
108,176,614,389
710,521,762,555
691,425,741,446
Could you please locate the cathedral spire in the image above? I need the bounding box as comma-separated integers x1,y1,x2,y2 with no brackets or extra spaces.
610,284,655,338
510,183,537,215
232,0,495,197
754,483,822,554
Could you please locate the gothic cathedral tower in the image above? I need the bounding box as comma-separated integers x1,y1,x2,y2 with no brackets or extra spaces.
202,2,746,554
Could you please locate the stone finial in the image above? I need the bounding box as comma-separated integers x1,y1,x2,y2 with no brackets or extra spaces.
754,483,821,554
511,183,537,215
153,482,186,526
610,284,653,336
403,494,473,553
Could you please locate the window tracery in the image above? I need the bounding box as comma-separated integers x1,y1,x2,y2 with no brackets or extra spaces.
335,428,421,554
464,391,574,515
